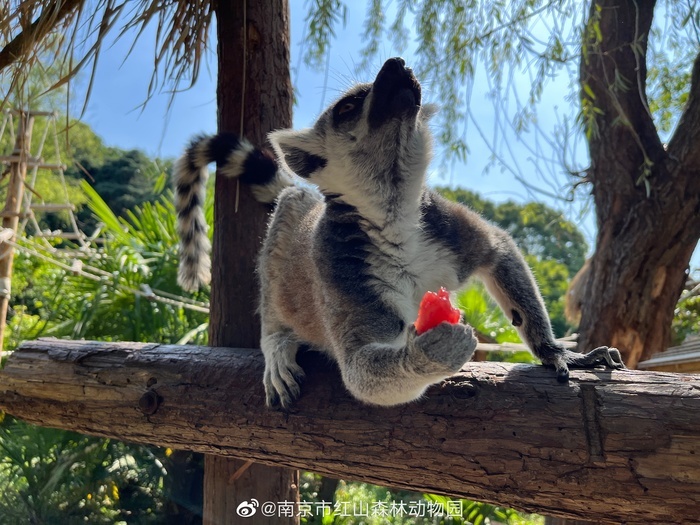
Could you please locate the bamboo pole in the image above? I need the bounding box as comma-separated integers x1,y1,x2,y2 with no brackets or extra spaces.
0,112,34,350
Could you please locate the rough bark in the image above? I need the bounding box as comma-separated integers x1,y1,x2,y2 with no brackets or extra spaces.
545,518,602,525
578,0,700,367
211,0,292,349
1,339,700,524
208,1,297,523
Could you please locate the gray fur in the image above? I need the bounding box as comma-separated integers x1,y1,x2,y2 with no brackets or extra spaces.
174,57,625,407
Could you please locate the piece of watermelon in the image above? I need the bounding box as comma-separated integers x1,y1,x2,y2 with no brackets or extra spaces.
414,287,461,335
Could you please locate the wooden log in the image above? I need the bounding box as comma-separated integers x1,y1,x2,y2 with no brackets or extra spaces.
1,338,699,524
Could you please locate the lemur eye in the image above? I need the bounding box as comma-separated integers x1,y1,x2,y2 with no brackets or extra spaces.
332,89,369,125
338,102,356,115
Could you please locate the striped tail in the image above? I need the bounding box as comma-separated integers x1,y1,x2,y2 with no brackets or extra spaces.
173,132,294,291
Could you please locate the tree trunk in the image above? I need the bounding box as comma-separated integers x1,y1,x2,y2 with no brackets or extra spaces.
207,1,297,524
163,450,203,524
317,477,340,504
578,0,700,368
2,338,700,524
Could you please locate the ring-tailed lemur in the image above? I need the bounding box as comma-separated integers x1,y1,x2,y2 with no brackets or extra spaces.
174,57,625,408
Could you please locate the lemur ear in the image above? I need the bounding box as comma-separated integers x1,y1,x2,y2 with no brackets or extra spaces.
420,103,439,121
269,128,327,179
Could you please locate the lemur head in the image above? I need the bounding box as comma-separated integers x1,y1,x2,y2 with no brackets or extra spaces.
269,58,436,203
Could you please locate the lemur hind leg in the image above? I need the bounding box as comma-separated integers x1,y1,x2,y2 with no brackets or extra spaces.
261,328,305,408
341,322,478,406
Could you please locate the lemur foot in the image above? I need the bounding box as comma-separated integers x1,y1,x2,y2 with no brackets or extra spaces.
263,351,306,409
540,344,626,383
413,322,478,372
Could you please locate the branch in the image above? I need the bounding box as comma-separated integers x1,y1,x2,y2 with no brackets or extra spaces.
1,339,699,523
666,51,700,171
0,0,85,72
581,0,665,186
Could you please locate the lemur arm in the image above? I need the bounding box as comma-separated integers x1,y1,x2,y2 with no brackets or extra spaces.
421,189,626,379
337,315,478,406
477,232,625,380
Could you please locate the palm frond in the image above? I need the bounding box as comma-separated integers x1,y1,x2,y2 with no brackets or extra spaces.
0,0,215,112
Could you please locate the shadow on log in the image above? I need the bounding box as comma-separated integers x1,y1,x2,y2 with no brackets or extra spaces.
0,338,699,523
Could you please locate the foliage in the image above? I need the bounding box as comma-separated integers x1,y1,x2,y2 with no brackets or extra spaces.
527,255,570,337
74,148,172,231
0,110,166,235
646,2,699,140
6,181,208,348
297,478,541,525
456,281,537,365
303,0,348,69
3,166,208,523
81,149,165,215
0,415,169,525
0,113,90,232
672,276,700,345
458,282,519,343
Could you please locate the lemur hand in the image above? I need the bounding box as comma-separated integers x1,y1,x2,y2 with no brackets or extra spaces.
538,343,626,382
411,322,478,373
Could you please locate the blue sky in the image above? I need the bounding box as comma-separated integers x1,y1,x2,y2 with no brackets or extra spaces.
74,0,694,269
81,1,583,213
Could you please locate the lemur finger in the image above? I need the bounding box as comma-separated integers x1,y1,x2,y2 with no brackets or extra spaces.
263,368,281,408
266,390,281,408
586,346,626,369
604,346,626,367
271,363,305,409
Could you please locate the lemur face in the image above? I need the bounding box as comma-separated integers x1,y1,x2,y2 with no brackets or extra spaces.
269,58,435,198
367,57,422,129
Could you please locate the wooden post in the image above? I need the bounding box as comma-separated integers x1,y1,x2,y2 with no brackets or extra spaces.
204,1,298,524
0,112,33,351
